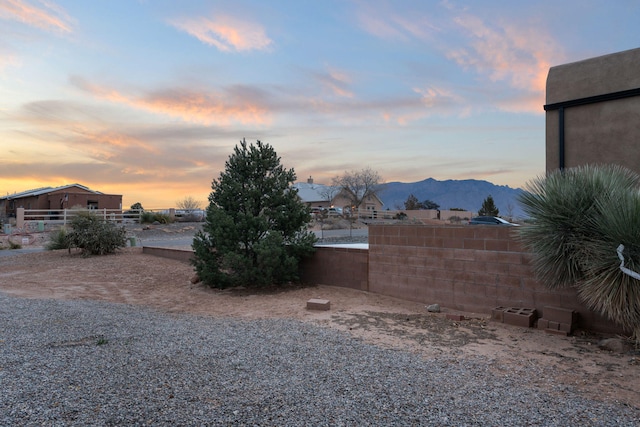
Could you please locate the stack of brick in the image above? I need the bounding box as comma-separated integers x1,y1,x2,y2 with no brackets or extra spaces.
537,306,578,336
492,307,538,328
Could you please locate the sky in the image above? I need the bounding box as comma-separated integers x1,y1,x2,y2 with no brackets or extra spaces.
1,1,639,209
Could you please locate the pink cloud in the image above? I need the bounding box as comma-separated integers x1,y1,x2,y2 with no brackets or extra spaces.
70,76,271,126
447,14,564,112
0,0,73,33
169,14,272,52
311,67,354,98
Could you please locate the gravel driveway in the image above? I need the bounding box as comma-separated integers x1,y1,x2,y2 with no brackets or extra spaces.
2,294,638,426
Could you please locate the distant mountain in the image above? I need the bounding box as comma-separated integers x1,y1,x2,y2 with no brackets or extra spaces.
378,178,526,218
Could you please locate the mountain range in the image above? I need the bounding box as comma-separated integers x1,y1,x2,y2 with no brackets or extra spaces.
378,178,526,218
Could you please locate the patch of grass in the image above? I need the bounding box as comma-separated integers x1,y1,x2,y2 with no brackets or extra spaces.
9,241,21,250
96,336,108,346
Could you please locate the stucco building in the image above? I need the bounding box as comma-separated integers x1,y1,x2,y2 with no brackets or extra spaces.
545,48,640,172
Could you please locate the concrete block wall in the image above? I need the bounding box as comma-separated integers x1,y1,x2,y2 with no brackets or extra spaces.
300,246,368,291
366,224,622,334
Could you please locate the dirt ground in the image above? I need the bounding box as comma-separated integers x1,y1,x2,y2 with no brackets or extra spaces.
1,225,639,409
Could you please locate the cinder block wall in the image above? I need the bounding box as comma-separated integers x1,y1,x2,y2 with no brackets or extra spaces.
300,225,621,334
368,224,623,333
301,246,368,291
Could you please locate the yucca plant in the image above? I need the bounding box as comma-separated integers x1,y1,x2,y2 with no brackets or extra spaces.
518,164,640,343
578,190,640,342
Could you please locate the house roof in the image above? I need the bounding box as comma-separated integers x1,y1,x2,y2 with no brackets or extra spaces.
292,182,334,204
1,184,102,200
292,182,384,206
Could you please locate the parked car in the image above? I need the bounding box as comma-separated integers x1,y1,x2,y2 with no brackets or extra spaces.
326,207,343,217
310,207,324,215
469,216,519,226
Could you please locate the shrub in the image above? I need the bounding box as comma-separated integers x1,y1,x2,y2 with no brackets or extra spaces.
67,211,127,256
140,211,172,224
46,227,70,250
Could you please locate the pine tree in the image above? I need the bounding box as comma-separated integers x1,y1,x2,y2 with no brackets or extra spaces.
192,139,316,288
404,194,420,210
478,195,499,216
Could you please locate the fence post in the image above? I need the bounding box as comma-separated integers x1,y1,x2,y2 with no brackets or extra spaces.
17,207,25,228
63,209,67,225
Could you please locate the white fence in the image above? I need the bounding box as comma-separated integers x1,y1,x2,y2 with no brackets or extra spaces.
14,207,141,229
349,208,475,222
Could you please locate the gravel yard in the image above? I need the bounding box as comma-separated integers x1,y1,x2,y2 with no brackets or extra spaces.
1,223,639,425
2,295,639,426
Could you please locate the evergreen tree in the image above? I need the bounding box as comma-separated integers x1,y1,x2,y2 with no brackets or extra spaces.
192,139,316,288
422,199,440,210
404,194,440,210
478,195,499,216
404,194,421,210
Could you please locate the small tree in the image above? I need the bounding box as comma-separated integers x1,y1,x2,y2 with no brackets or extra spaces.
404,194,439,210
176,196,201,212
319,185,339,206
478,195,499,216
130,202,144,211
332,167,382,211
404,194,421,210
192,139,316,288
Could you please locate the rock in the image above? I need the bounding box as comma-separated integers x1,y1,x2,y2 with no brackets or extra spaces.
190,275,201,284
598,337,632,354
426,304,440,313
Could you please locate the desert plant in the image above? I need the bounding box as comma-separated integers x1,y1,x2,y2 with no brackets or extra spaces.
192,139,316,289
45,227,70,250
518,164,640,342
140,211,172,224
67,211,127,256
577,189,640,342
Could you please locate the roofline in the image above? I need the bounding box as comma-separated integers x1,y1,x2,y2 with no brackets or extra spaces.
1,183,103,200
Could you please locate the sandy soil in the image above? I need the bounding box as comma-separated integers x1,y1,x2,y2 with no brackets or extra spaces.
0,226,639,409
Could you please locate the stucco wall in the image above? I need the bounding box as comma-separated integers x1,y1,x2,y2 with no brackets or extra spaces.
545,48,640,172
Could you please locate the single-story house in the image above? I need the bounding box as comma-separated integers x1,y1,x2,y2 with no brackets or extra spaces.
0,184,123,218
293,177,384,214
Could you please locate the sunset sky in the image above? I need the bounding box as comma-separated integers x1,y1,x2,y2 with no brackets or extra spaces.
1,0,639,209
